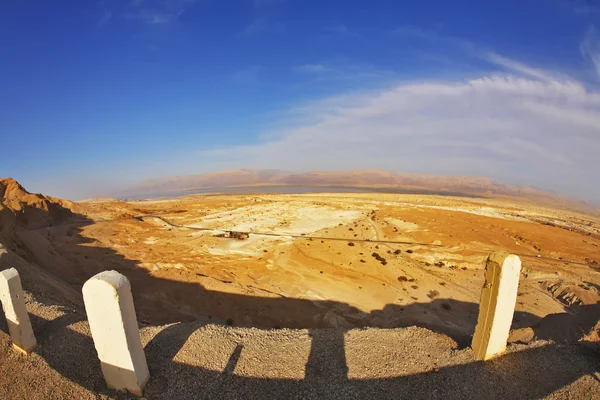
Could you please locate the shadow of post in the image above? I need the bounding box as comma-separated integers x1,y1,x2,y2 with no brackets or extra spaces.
2,304,597,400
305,329,348,381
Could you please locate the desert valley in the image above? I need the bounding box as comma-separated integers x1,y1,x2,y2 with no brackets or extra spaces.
3,171,600,341
1,171,600,398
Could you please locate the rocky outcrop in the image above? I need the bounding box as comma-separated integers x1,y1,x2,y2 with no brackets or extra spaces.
0,178,76,230
509,303,600,345
0,178,79,262
539,280,600,307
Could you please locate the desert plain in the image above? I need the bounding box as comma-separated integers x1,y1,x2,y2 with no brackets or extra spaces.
2,176,600,398
14,190,596,346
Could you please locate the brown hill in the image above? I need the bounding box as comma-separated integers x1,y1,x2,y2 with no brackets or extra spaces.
0,178,84,306
0,178,76,229
0,178,77,258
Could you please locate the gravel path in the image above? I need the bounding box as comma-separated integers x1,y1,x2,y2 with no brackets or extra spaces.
0,293,599,399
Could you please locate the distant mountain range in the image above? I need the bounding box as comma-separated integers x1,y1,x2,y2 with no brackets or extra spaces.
118,169,598,214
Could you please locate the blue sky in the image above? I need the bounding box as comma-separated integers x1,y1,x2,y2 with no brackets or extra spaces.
1,0,600,201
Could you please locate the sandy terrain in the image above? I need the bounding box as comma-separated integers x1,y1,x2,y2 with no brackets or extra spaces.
1,178,600,398
6,186,597,344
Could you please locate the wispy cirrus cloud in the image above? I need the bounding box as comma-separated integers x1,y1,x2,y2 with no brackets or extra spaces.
122,0,197,25
252,0,286,7
580,25,600,79
97,11,112,28
324,23,364,40
227,65,263,84
96,0,199,51
484,52,568,81
293,62,394,83
389,25,478,55
238,17,268,36
293,64,330,73
238,15,285,37
559,0,600,14
390,25,583,82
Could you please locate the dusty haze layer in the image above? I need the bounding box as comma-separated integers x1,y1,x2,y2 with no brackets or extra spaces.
119,169,599,216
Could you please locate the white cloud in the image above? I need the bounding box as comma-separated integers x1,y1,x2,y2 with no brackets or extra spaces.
580,25,600,79
484,52,565,82
202,70,600,201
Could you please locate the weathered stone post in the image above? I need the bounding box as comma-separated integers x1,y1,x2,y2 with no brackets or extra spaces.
82,271,149,396
472,252,521,361
0,268,37,354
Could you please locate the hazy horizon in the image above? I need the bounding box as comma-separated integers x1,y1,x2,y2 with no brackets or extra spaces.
119,168,567,195
1,1,599,202
6,168,598,207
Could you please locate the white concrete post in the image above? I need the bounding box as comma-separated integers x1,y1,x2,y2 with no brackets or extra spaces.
472,252,521,361
82,271,149,396
0,268,37,354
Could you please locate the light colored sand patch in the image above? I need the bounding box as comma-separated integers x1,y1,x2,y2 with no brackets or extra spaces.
144,237,159,244
141,217,173,228
141,262,187,271
206,247,249,256
191,202,363,236
274,211,362,235
379,200,531,221
385,218,420,232
413,205,530,221
207,235,291,257
189,230,224,237
232,218,281,232
301,290,327,301
266,259,276,270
